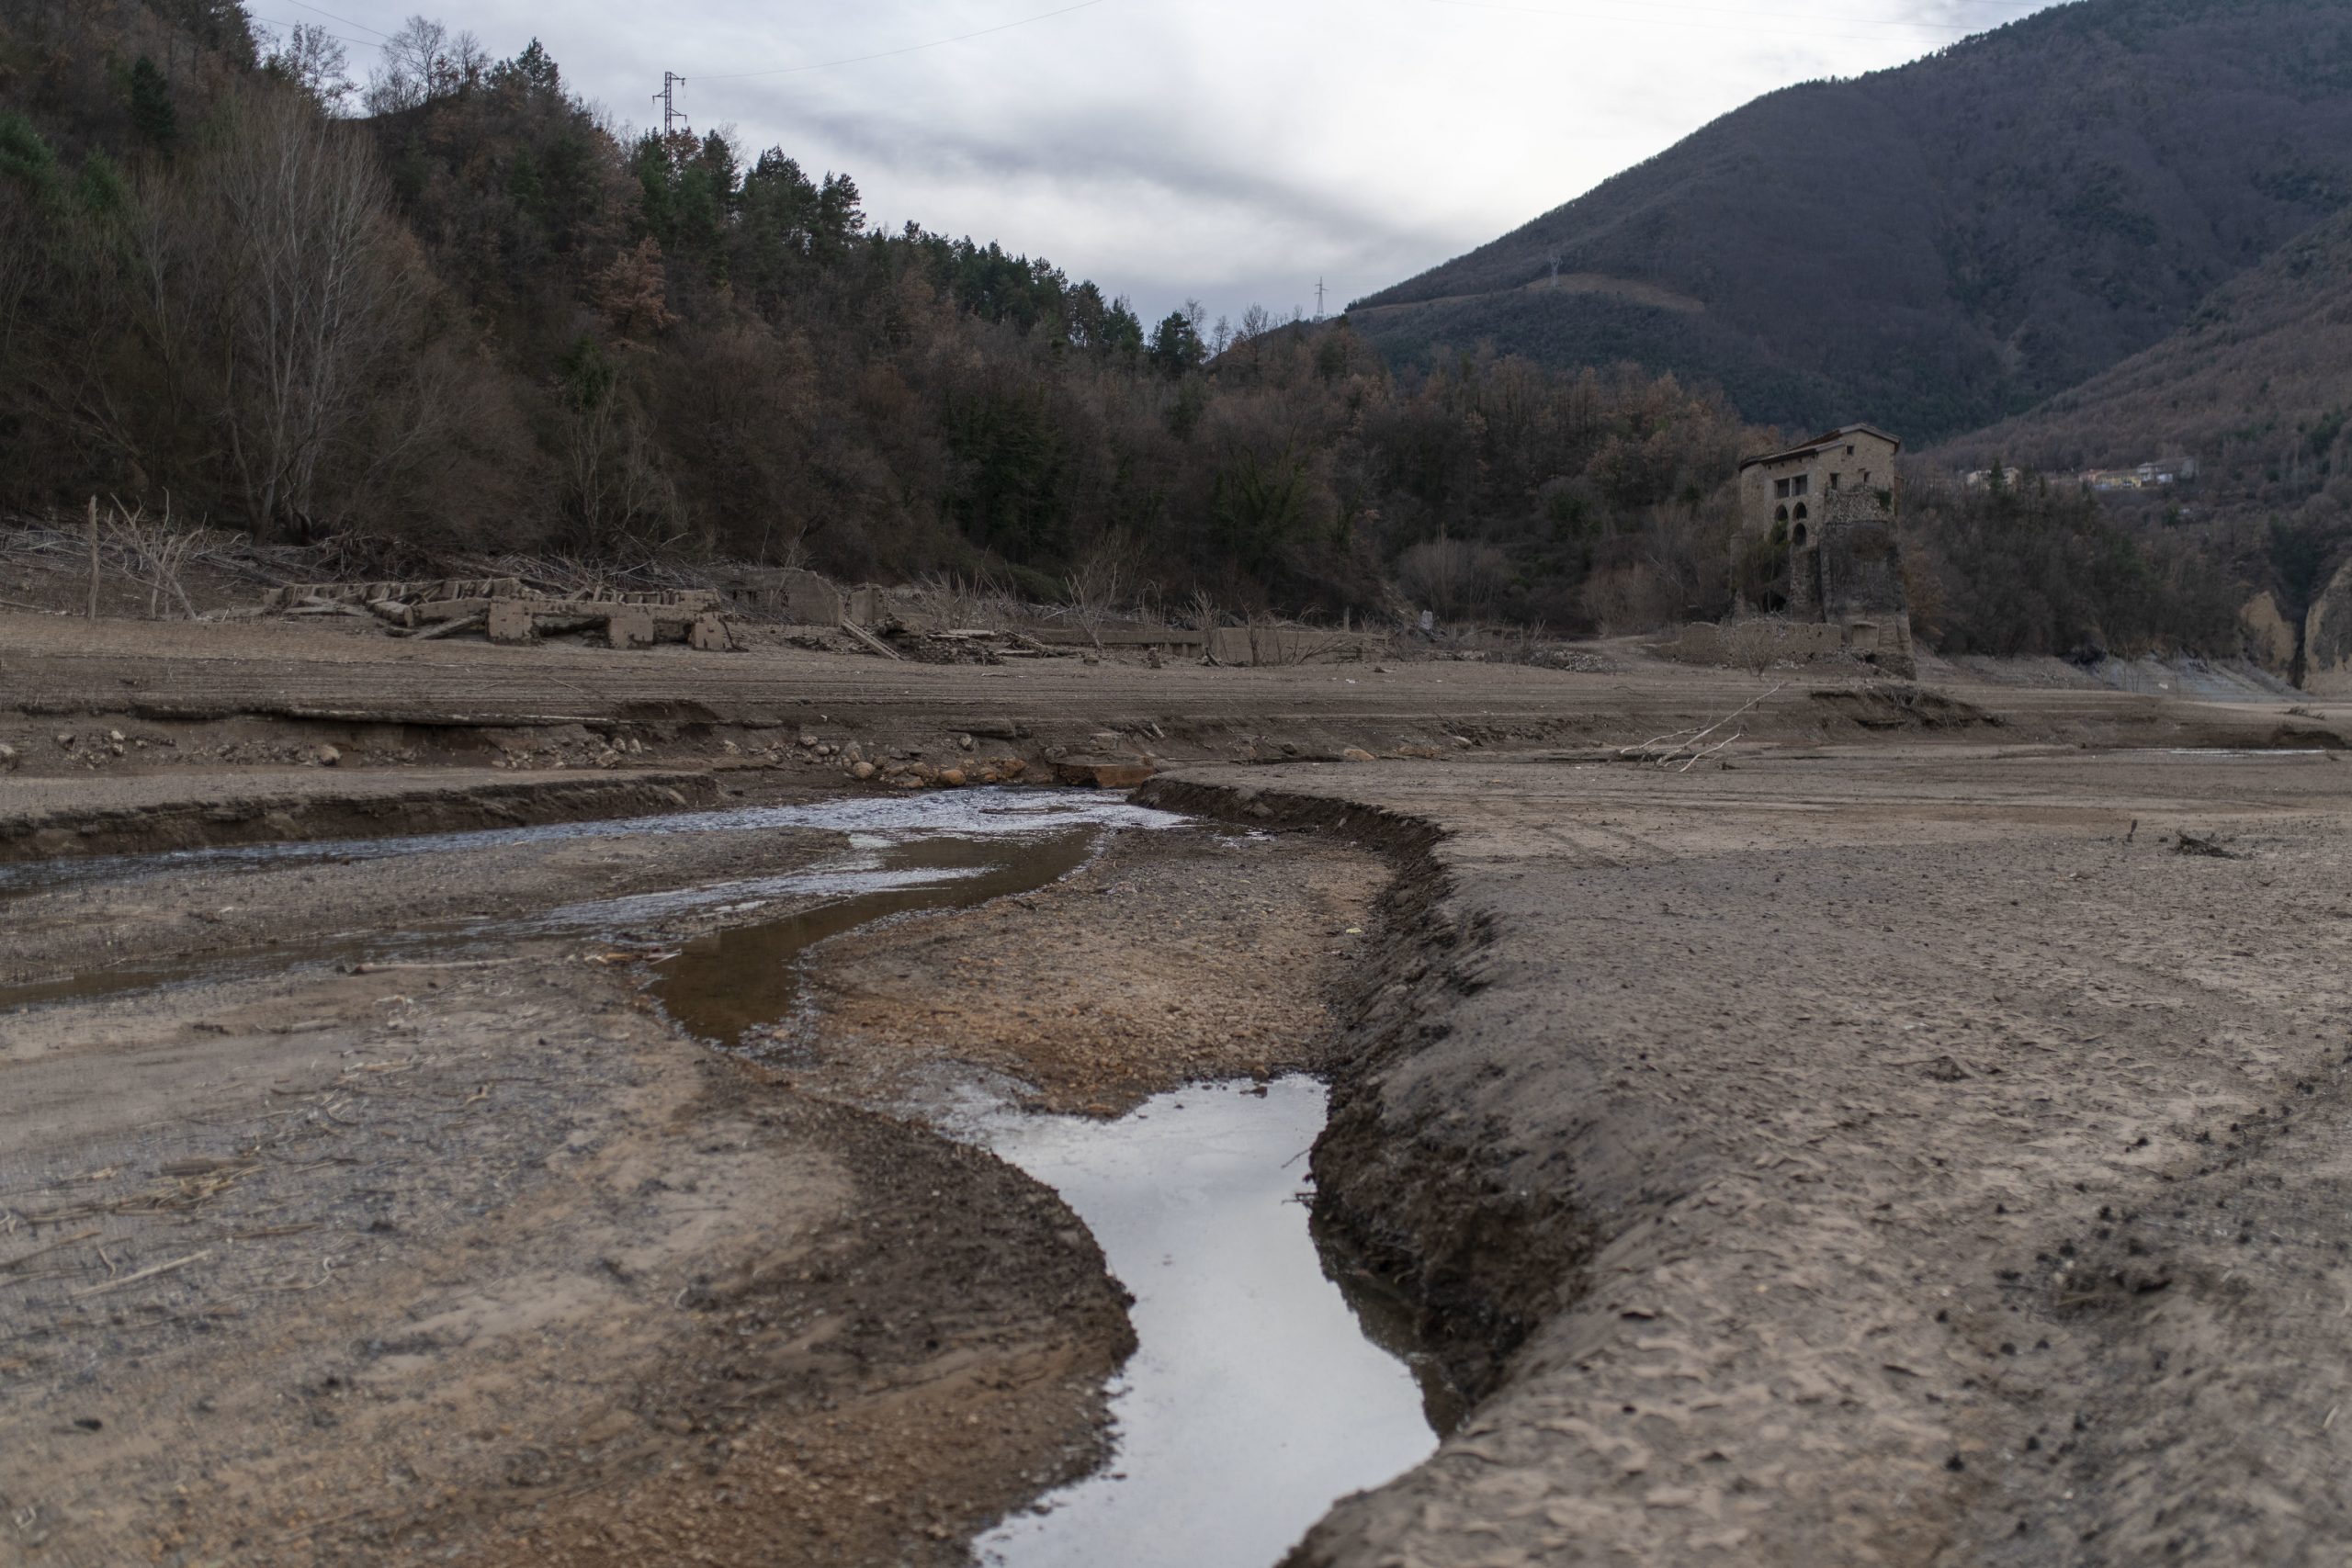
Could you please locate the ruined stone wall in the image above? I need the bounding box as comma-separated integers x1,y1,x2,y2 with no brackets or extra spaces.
1817,497,1907,622
1656,620,1847,668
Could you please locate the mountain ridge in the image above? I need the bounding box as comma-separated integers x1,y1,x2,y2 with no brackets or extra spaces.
1348,0,2352,442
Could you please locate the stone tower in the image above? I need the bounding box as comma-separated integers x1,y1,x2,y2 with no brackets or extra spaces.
1736,424,1915,678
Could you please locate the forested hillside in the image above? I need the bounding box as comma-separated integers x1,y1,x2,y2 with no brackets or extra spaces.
1349,0,2352,443
0,0,1785,629
0,1,2261,658
1939,205,2352,642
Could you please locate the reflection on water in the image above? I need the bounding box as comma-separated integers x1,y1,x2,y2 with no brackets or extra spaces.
649,829,1100,1046
5,784,1451,1568
1,788,1176,1015
969,1079,1441,1568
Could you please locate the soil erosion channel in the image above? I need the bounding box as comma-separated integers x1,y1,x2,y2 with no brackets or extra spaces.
643,791,1446,1565
0,784,1415,1566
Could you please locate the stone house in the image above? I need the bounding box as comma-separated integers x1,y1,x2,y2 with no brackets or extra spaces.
1736,423,1915,676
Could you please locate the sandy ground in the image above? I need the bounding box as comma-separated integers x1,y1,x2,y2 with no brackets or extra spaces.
5,612,2344,804
0,784,1381,1567
11,609,2352,1566
1146,745,2352,1566
793,827,1387,1115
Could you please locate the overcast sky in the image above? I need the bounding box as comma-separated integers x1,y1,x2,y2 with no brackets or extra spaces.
264,0,2067,328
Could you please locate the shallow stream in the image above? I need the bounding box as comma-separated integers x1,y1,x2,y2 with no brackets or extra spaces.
966,1079,1441,1568
4,786,1445,1560
636,791,1447,1562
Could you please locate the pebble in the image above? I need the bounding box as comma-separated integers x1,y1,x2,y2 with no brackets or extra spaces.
316,744,341,767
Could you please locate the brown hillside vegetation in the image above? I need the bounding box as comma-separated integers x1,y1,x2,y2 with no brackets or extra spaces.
1940,206,2352,631
0,4,1755,630
0,0,2280,658
1350,0,2352,442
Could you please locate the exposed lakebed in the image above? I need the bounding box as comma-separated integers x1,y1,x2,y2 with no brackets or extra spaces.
641,789,1444,1564
3,784,1442,1565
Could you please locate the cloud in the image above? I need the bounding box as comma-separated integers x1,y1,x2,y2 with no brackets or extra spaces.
317,0,2066,324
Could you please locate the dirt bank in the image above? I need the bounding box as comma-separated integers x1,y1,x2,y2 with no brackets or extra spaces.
0,789,1382,1566
8,612,2346,828
0,764,718,863
787,824,1386,1116
1146,746,2352,1566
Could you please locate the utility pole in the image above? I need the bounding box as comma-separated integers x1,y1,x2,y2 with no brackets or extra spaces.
653,71,688,141
1315,277,1326,320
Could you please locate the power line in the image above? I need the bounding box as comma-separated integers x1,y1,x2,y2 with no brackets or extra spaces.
278,0,390,40
249,14,384,51
697,0,1118,85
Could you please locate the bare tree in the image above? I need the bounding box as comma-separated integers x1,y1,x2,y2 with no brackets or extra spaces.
1064,547,1125,655
1397,535,1506,620
266,23,356,113
365,16,487,114
560,390,679,556
211,91,416,537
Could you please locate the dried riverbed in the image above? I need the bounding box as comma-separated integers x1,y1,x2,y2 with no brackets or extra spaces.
0,785,1393,1566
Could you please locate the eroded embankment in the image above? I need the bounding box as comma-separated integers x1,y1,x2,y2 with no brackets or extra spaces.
1,785,1409,1568
1144,749,2352,1568
1136,778,1589,1408
0,766,719,863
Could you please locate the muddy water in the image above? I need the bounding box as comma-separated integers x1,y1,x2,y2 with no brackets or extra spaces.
648,829,1099,1046
0,789,1178,1013
5,786,1445,1560
967,1079,1440,1568
630,793,1446,1562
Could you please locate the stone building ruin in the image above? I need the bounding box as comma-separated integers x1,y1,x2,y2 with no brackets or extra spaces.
1736,423,1916,677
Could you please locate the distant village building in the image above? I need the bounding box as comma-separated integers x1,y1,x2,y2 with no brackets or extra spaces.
1736,423,1915,677
1964,466,2023,491
2079,457,2198,492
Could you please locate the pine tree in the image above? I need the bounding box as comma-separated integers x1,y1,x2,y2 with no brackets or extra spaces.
128,57,176,151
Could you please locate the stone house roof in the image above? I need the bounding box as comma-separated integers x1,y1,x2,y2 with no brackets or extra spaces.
1737,423,1904,470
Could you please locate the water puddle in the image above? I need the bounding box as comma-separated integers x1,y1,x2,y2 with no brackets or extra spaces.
648,829,1102,1045
0,789,1178,899
0,790,1177,1014
2156,748,2333,760
3,785,1448,1560
967,1079,1442,1567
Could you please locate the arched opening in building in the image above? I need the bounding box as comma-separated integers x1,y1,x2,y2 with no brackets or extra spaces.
1792,521,1809,548
1774,504,1789,524
1793,502,1809,522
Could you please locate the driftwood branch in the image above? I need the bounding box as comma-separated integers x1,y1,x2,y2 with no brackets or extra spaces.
70,1249,210,1299
1622,683,1782,769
